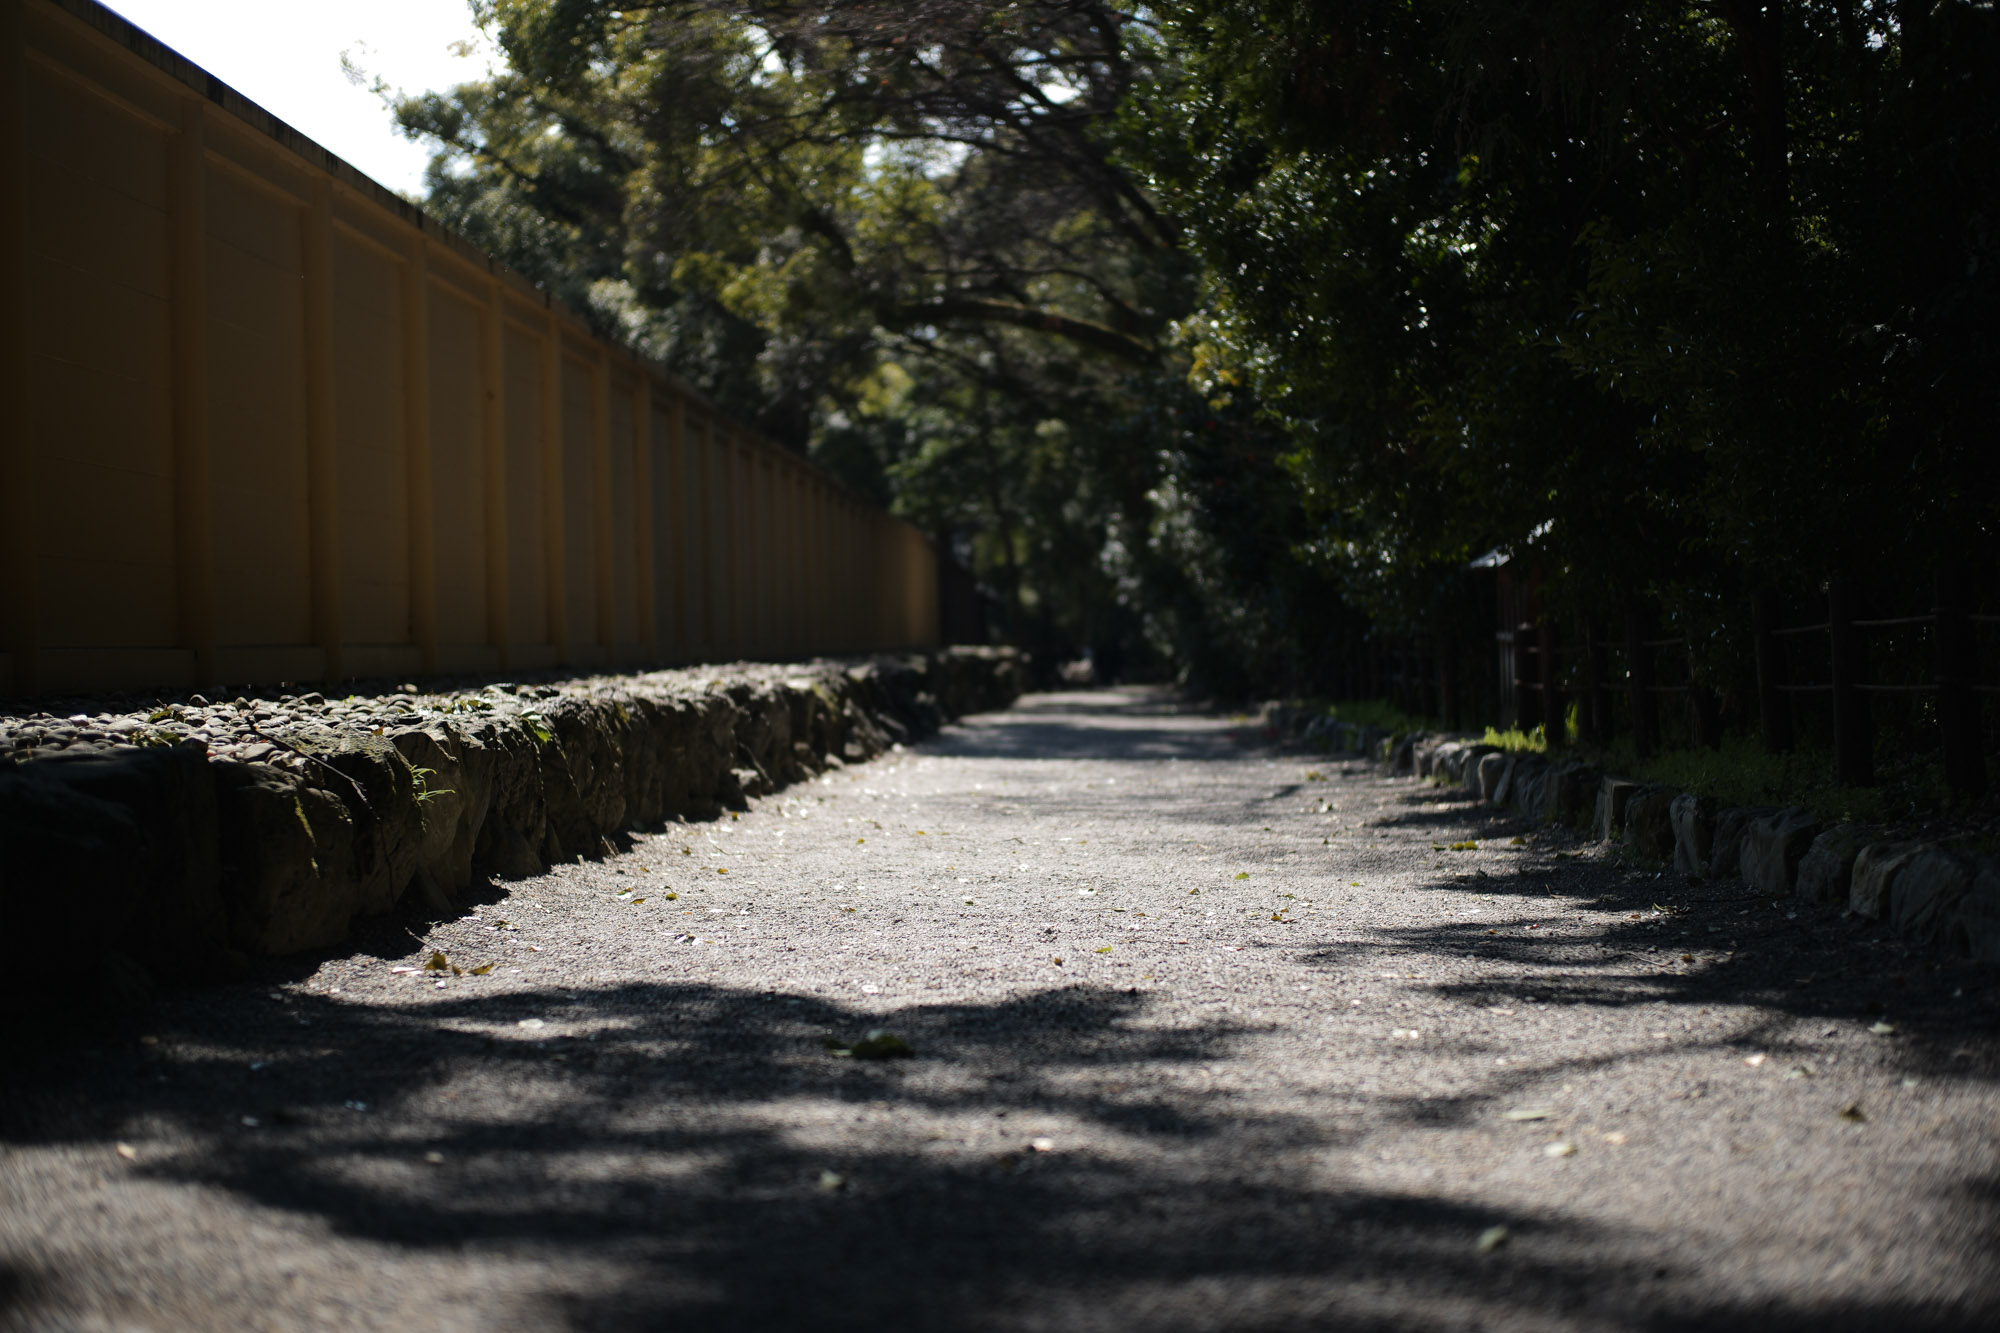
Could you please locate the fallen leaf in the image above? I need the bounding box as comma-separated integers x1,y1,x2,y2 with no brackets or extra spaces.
1869,1021,1897,1036
848,1029,913,1060
1477,1225,1510,1252
1052,956,1064,966
424,1151,445,1165
1601,1131,1628,1145
1508,836,1526,846
424,952,449,972
716,867,728,874
1839,1102,1867,1122
1030,1137,1055,1152
631,897,646,905
1680,953,1695,963
1743,1053,1767,1067
818,1170,847,1193
1234,872,1250,880
856,837,866,844
390,966,420,975
1503,1108,1553,1122
1450,841,1478,851
663,892,678,900
469,963,494,976
1095,945,1113,953
1543,1141,1576,1158
115,1143,137,1160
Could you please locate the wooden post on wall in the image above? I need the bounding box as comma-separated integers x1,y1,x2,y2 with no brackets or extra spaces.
539,315,567,661
1935,564,1986,798
167,97,215,689
1829,578,1872,787
633,376,657,660
401,235,437,672
590,353,614,651
663,392,686,658
480,281,510,664
302,177,343,682
1582,616,1610,745
1539,620,1563,749
718,432,739,653
1751,589,1794,753
1625,608,1658,761
0,0,37,695
696,415,715,652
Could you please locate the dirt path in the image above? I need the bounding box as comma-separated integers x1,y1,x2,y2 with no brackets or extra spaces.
4,687,1997,1332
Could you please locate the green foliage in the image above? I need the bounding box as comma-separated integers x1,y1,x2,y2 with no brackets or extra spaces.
1150,0,2000,635
409,767,455,805
391,0,2000,716
1323,699,1435,736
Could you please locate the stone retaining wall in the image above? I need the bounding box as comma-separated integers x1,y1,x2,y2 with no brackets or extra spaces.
0,648,1022,1012
1271,706,2000,967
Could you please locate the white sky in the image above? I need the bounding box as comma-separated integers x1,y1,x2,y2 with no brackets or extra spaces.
97,0,498,197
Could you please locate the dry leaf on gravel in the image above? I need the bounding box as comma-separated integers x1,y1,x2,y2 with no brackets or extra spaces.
845,1030,914,1060
1870,1021,1897,1036
1544,1141,1576,1158
1504,1108,1553,1122
1839,1102,1868,1122
423,952,449,973
1477,1225,1510,1252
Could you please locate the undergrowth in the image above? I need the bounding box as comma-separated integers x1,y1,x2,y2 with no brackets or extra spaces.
1313,697,1979,828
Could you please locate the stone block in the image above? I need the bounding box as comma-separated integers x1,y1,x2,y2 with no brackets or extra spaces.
1540,762,1599,827
1793,824,1871,906
1508,760,1548,818
1670,793,1717,875
1945,862,2000,964
1479,752,1513,804
1458,745,1499,795
1888,842,1978,945
1849,842,1922,919
1623,788,1677,861
1707,807,1770,882
1593,778,1642,842
1738,808,1820,897
0,741,231,1009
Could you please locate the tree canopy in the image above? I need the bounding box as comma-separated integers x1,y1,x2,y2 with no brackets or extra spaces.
397,0,2000,699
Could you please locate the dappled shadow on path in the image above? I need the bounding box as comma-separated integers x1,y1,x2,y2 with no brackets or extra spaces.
5,972,1997,1331
925,688,1250,763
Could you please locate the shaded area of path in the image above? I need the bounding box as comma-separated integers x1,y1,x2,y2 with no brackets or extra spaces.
4,688,1998,1331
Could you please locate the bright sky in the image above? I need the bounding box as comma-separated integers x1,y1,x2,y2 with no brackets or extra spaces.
97,0,498,197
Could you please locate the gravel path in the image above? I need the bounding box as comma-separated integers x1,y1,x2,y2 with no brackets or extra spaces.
4,687,1997,1332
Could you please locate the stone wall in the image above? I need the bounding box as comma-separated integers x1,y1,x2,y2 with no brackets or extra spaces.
0,648,1022,1012
1271,707,2000,968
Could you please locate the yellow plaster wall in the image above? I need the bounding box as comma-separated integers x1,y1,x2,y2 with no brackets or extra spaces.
1,0,939,698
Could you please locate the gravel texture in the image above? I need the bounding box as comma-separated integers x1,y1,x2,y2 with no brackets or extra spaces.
3,686,1997,1331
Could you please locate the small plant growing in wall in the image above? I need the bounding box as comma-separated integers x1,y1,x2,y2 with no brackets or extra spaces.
410,767,454,805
